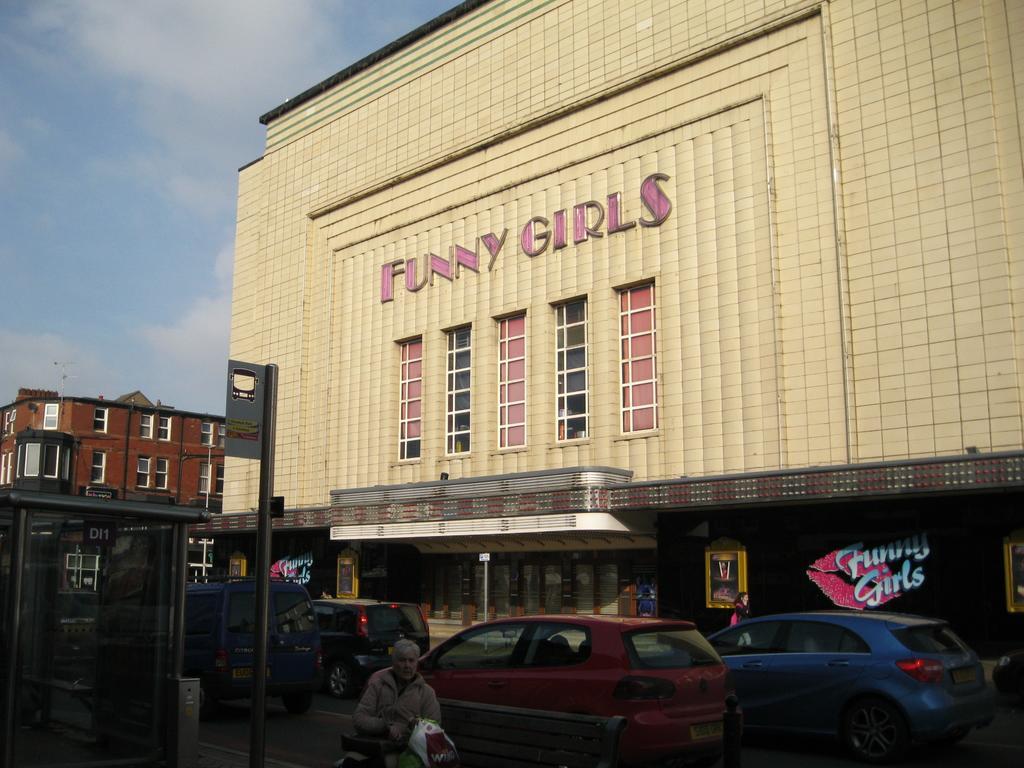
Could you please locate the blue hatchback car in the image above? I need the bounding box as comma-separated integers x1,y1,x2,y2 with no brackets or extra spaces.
707,611,994,763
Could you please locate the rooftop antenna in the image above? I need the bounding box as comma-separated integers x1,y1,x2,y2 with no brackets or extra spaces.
54,361,76,404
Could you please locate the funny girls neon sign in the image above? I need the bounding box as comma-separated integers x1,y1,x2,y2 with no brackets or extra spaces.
380,173,673,302
806,533,931,609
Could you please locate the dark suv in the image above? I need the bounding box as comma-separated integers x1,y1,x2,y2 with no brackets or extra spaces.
185,579,323,718
313,598,429,698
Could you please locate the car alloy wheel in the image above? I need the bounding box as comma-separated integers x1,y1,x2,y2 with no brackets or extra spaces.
198,682,219,721
843,697,909,764
328,661,357,698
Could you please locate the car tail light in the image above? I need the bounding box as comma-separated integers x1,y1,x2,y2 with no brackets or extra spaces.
214,649,228,671
613,675,676,700
896,658,944,683
357,609,369,638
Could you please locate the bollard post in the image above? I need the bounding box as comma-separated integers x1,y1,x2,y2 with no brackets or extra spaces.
722,693,742,768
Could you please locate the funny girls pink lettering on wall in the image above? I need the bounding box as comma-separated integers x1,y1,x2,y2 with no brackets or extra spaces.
380,173,672,302
806,534,931,610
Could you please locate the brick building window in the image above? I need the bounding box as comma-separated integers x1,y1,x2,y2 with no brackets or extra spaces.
199,462,211,494
93,407,108,433
140,414,154,439
90,451,106,483
43,445,60,478
136,456,151,487
201,422,214,446
216,464,224,494
155,458,169,489
498,314,526,448
619,283,658,432
158,415,172,441
43,403,59,430
399,338,423,460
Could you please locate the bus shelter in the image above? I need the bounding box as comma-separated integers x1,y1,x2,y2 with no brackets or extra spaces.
0,490,207,768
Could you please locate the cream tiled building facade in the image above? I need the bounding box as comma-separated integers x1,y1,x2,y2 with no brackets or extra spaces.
213,0,1024,638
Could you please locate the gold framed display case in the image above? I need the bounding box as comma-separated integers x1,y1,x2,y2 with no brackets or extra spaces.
336,550,359,599
705,538,747,609
1005,532,1024,613
228,554,247,577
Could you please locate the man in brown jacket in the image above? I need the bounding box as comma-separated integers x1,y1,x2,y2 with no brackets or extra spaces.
337,638,441,768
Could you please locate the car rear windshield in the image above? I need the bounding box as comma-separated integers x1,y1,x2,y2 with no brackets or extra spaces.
366,604,425,635
226,591,317,634
625,629,722,669
891,623,968,654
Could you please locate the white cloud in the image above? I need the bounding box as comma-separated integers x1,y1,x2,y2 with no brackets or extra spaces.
0,129,22,181
0,331,113,403
19,0,346,215
134,240,234,413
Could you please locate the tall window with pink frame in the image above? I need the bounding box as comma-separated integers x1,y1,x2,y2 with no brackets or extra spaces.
498,314,526,448
399,338,423,459
619,283,658,432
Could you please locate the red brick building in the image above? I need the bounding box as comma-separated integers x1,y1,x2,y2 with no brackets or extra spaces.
0,387,225,512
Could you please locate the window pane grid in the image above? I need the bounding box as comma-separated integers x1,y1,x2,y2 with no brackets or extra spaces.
93,407,108,433
137,456,150,487
399,339,423,460
154,458,168,489
498,315,527,448
446,327,472,454
556,299,588,440
619,284,658,432
199,462,210,494
43,403,59,430
90,451,106,483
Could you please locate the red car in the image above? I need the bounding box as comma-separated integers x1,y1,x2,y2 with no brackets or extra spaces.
419,615,733,767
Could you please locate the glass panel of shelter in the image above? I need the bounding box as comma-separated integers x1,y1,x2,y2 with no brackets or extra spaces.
12,513,174,767
0,513,10,733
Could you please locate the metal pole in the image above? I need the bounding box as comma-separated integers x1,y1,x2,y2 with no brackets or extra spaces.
172,523,187,677
205,445,211,511
483,560,488,621
722,693,742,768
250,364,277,768
1,507,28,768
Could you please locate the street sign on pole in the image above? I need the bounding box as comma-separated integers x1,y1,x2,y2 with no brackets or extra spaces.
225,360,278,768
480,553,490,620
225,360,267,460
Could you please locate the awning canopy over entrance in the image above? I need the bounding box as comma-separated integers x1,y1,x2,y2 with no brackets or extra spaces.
330,511,656,553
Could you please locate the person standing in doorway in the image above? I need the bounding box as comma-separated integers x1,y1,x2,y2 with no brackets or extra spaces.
730,592,750,625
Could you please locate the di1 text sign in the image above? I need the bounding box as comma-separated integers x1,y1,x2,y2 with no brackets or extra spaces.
225,360,266,459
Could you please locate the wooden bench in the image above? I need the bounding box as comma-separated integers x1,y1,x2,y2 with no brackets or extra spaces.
439,698,625,768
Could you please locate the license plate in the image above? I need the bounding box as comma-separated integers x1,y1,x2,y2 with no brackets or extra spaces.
232,667,270,679
951,667,974,684
690,721,724,740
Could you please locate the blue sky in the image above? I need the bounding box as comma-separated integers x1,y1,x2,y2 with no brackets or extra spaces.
0,0,455,415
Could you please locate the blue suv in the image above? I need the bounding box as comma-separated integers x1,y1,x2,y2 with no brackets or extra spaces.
185,579,323,718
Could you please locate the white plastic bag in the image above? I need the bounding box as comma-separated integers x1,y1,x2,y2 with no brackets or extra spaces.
405,719,459,768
